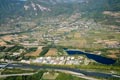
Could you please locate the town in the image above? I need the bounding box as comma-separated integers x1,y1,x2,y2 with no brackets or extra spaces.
30,56,90,65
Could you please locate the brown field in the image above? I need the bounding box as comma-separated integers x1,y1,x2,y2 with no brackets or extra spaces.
107,54,117,59
0,40,6,46
26,46,43,57
107,50,120,59
1,35,14,41
103,11,120,17
59,39,87,48
74,32,81,38
45,48,58,56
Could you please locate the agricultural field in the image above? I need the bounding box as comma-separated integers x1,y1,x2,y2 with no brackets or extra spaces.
45,48,58,56
25,46,43,57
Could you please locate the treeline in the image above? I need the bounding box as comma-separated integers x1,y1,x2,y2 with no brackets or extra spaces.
39,47,49,56
0,45,24,52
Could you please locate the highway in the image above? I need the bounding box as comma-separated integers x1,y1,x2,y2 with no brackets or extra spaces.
0,63,120,80
0,63,99,80
3,63,120,79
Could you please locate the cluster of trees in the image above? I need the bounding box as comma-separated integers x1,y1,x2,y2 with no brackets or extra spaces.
39,47,49,56
0,45,24,52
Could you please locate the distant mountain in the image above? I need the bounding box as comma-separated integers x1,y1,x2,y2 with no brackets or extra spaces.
0,0,120,24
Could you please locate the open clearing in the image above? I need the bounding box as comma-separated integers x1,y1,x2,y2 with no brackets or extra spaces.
45,48,58,56
42,72,59,80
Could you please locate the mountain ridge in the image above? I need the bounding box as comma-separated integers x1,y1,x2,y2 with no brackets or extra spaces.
0,0,120,24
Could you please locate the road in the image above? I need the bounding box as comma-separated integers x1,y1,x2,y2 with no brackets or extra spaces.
4,63,120,79
0,67,98,80
0,73,34,78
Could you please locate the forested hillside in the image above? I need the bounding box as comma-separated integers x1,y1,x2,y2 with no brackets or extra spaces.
0,0,120,25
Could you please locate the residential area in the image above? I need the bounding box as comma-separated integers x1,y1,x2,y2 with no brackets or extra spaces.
31,56,90,65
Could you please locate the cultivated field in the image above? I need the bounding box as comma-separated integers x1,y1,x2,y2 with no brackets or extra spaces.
45,48,58,56
26,46,43,57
